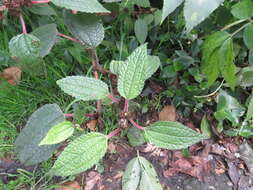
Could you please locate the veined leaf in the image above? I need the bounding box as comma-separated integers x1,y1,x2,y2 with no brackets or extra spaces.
51,0,109,13
161,0,184,23
32,23,58,57
138,156,163,190
239,66,253,87
144,121,206,150
219,38,236,90
65,13,104,48
51,132,108,176
39,121,74,145
184,0,224,32
202,31,230,86
231,0,253,19
118,44,148,100
243,23,253,52
57,76,109,101
122,157,141,190
110,60,125,75
134,18,148,44
200,115,212,137
9,34,41,59
15,104,64,165
146,56,161,79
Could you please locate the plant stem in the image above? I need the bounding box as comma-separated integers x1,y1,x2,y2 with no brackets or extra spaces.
221,19,248,31
107,128,122,138
107,94,120,103
123,99,129,113
129,119,145,131
19,15,27,34
230,22,252,38
31,0,50,4
57,33,80,43
194,80,224,98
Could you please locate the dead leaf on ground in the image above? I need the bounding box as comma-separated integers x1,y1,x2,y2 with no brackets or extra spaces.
159,105,176,121
86,120,97,131
0,67,21,85
85,171,102,190
239,142,253,174
56,181,81,190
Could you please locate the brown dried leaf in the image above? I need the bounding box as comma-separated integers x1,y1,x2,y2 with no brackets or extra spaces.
0,67,21,85
159,105,176,121
86,120,97,131
85,171,101,190
56,181,81,190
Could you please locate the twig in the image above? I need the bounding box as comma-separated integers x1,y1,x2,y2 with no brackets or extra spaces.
129,119,145,131
194,80,224,98
19,14,27,34
107,128,122,138
64,113,96,118
57,33,80,43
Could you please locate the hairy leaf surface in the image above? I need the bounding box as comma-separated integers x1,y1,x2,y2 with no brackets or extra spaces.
57,76,109,101
144,121,206,150
51,133,108,176
65,13,104,48
15,104,64,165
118,44,148,100
51,0,109,13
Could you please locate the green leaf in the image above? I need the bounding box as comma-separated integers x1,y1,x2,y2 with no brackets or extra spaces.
243,23,253,52
144,121,206,150
127,127,145,147
57,76,109,101
239,66,253,87
134,18,148,44
65,12,104,48
118,44,148,100
215,90,245,125
184,0,224,32
51,0,109,13
110,60,125,75
32,24,58,57
146,56,160,79
138,156,163,190
231,0,253,19
202,31,230,64
51,132,108,176
202,48,220,86
15,104,64,165
9,34,41,59
134,0,150,8
29,4,56,15
200,115,212,137
246,97,253,120
122,157,142,190
161,0,184,23
219,39,236,90
39,121,74,145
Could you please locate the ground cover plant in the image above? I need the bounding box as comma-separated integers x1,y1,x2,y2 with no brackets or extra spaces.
1,0,253,189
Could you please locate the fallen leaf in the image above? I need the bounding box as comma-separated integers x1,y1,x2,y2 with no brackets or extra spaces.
239,142,253,173
56,181,81,190
86,120,97,131
85,171,101,190
159,105,176,121
0,67,21,85
227,161,240,187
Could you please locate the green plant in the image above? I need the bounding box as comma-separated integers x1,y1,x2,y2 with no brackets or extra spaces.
2,0,253,189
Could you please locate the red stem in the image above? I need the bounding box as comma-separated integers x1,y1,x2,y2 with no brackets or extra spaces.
129,119,145,131
123,99,129,113
31,0,50,4
107,128,122,138
19,15,27,34
107,94,120,103
57,33,80,43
